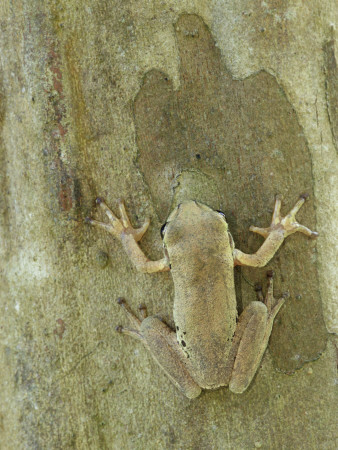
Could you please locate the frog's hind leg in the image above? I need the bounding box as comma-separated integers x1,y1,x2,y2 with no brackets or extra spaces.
228,271,288,394
116,298,202,399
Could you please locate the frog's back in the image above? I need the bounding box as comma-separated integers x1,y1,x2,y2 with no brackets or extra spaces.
164,201,237,388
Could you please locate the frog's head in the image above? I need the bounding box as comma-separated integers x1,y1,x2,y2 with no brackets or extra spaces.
161,200,231,250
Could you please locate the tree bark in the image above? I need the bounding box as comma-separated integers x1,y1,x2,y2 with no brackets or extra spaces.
0,1,336,449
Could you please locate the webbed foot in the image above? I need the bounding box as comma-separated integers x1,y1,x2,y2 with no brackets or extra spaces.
250,194,319,239
85,198,150,241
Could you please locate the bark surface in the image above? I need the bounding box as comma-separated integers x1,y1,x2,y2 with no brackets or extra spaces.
0,1,336,449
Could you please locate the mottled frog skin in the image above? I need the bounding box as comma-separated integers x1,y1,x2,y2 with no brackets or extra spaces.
87,194,318,398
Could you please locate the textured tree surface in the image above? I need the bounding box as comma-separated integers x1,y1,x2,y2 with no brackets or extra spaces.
0,1,337,449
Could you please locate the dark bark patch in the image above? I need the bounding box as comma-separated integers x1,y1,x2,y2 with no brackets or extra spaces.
133,13,327,372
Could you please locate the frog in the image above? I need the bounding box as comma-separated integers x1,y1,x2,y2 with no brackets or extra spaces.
86,194,318,398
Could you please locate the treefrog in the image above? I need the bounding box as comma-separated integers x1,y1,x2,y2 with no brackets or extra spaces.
86,194,318,398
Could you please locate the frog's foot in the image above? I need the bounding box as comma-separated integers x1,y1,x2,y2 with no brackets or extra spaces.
250,194,319,239
115,297,202,398
85,198,150,242
86,198,169,273
115,297,148,342
255,271,289,320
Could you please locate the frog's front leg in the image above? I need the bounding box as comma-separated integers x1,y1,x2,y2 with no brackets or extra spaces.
234,194,318,267
86,198,169,273
228,271,288,393
115,298,202,399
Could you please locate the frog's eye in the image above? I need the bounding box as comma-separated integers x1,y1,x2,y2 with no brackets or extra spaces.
160,223,167,239
216,210,226,220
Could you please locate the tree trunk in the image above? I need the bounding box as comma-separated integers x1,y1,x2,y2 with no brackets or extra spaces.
0,1,336,449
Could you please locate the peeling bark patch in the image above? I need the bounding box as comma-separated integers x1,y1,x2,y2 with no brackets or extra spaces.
133,13,327,372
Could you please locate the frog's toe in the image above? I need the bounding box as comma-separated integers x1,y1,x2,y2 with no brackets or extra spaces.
117,297,142,328
85,217,115,233
117,199,133,228
249,225,270,237
97,198,121,224
255,271,287,316
270,292,288,318
254,283,264,302
115,323,144,341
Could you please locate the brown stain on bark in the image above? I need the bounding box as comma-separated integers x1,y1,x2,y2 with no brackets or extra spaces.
323,39,338,151
54,318,66,339
63,37,99,219
44,32,94,219
45,40,73,212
